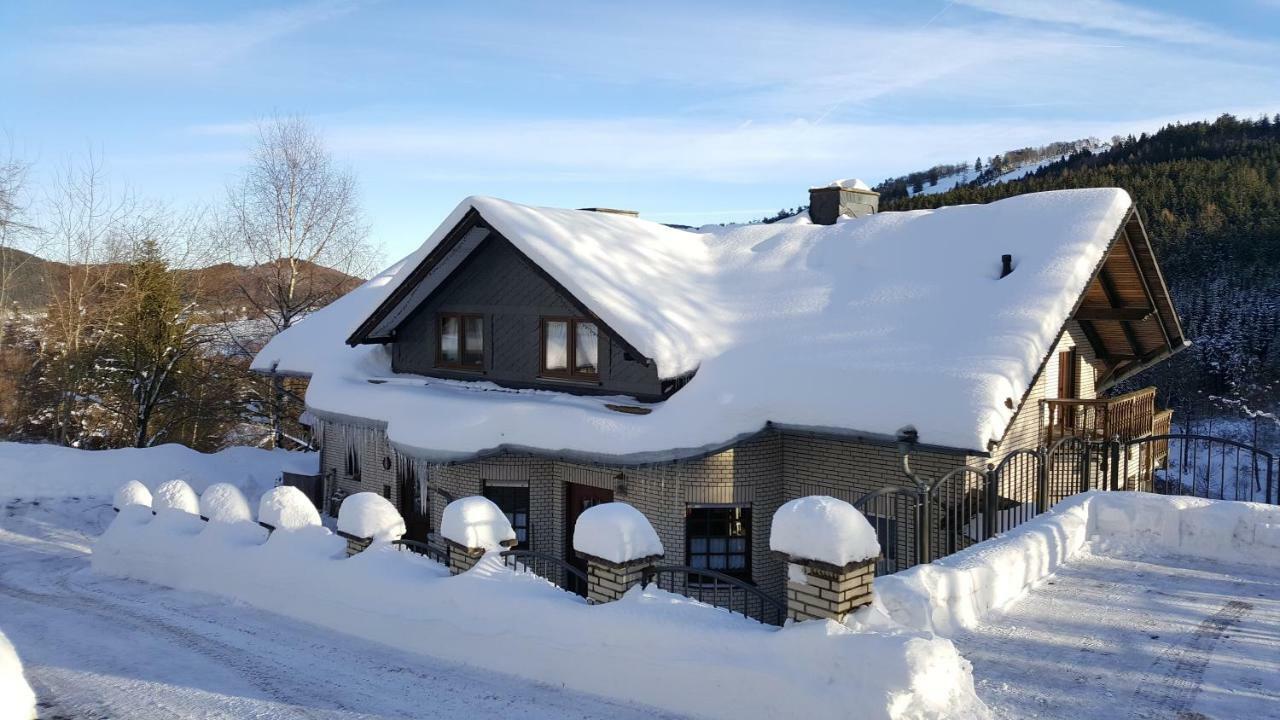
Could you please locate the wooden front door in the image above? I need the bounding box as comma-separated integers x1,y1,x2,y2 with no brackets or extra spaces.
1057,348,1079,428
565,483,614,589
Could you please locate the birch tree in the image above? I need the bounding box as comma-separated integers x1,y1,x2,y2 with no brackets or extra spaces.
218,115,374,447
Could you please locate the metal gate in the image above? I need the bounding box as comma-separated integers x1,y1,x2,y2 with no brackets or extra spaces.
1120,434,1276,504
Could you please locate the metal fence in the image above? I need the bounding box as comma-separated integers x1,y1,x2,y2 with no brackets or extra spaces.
855,434,1276,579
499,549,589,596
642,565,788,627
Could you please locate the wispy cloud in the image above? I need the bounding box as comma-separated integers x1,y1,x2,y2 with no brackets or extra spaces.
34,0,362,74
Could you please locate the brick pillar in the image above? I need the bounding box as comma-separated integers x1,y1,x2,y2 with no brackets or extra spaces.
338,531,372,557
580,553,660,604
784,557,876,623
445,539,486,575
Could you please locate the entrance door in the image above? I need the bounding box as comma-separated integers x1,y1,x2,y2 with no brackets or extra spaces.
565,483,614,591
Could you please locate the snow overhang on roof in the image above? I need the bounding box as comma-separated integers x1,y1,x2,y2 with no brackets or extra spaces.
253,188,1153,462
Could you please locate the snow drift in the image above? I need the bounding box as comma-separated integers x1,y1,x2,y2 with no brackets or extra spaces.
92,504,985,720
0,441,316,503
875,492,1280,636
253,190,1134,460
0,627,36,720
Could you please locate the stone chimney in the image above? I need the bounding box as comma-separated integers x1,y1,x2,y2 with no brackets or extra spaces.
808,179,879,225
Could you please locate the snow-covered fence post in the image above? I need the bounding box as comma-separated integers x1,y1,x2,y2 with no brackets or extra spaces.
572,502,663,604
257,485,323,535
336,492,407,556
771,496,880,623
439,496,516,575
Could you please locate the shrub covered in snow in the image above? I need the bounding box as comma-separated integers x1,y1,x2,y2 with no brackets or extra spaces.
770,496,879,567
572,502,663,563
257,486,321,531
152,479,200,518
112,480,152,511
0,627,36,720
198,483,254,524
440,496,515,551
337,492,406,542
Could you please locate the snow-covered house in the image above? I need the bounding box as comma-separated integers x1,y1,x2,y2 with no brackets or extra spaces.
253,183,1184,601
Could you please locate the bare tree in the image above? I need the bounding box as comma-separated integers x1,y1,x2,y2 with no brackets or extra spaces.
218,115,375,447
0,141,47,345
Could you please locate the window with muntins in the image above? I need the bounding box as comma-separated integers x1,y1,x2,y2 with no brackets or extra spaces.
541,318,599,380
483,483,530,549
437,314,484,370
686,506,751,582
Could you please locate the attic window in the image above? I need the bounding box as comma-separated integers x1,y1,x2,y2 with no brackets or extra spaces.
541,318,599,380
436,314,484,370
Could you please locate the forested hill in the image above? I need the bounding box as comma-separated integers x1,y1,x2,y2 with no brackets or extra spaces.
888,114,1280,420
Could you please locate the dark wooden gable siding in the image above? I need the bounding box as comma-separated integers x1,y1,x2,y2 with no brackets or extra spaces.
391,235,663,400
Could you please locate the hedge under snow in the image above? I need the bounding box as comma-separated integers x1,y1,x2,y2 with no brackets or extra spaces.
0,626,36,720
92,508,986,720
253,189,1134,460
874,491,1280,636
440,496,516,550
770,496,880,567
572,502,663,563
257,486,321,531
337,492,406,542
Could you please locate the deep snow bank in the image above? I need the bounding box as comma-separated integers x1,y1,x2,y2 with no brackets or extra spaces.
0,442,316,502
92,508,986,720
875,492,1280,636
0,627,36,720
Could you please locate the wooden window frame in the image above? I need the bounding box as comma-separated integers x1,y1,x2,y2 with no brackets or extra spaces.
539,316,600,381
435,313,485,371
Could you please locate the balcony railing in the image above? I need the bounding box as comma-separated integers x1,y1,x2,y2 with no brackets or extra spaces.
1041,386,1158,445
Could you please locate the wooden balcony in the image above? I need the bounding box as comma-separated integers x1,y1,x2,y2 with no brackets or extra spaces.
1041,386,1160,445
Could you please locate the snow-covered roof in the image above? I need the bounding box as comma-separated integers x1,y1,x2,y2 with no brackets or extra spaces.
253,188,1135,460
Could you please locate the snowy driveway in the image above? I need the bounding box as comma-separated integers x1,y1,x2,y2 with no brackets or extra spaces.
952,549,1280,719
0,497,677,719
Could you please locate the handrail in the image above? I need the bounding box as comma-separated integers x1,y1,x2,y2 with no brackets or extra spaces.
390,538,448,565
499,549,588,593
643,565,787,627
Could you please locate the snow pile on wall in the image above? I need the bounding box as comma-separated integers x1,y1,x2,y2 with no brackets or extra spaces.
770,496,880,566
112,480,152,511
336,492,406,542
254,189,1133,461
257,486,321,531
875,492,1280,636
0,441,316,503
0,627,36,720
92,507,986,720
572,502,663,563
153,479,200,518
440,496,515,550
198,483,254,523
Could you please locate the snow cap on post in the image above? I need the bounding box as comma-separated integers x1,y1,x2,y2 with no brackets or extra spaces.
770,496,880,568
257,485,321,532
337,492,406,543
152,479,200,518
573,502,663,564
198,483,254,523
440,496,516,552
113,480,153,512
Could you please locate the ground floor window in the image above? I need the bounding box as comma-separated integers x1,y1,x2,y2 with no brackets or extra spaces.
686,505,751,582
483,483,530,549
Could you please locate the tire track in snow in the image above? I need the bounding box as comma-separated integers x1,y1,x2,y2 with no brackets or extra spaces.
1131,599,1253,718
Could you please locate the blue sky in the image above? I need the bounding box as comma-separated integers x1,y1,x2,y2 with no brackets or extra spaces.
2,0,1278,263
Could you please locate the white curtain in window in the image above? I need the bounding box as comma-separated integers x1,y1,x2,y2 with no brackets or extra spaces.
544,320,568,370
440,316,460,363
575,322,598,373
463,316,484,365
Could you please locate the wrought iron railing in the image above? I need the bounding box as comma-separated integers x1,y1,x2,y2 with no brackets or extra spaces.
390,538,449,566
643,565,787,626
499,549,588,596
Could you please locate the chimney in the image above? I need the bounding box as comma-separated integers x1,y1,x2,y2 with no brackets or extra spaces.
808,179,879,225
1000,254,1014,278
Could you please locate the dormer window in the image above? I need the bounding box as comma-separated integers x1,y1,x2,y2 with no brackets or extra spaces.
541,317,599,380
436,314,484,370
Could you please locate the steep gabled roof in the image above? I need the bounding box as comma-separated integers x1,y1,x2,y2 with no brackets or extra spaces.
253,188,1170,461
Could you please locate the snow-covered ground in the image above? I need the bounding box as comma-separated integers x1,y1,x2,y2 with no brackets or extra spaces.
954,548,1280,719
0,496,676,719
